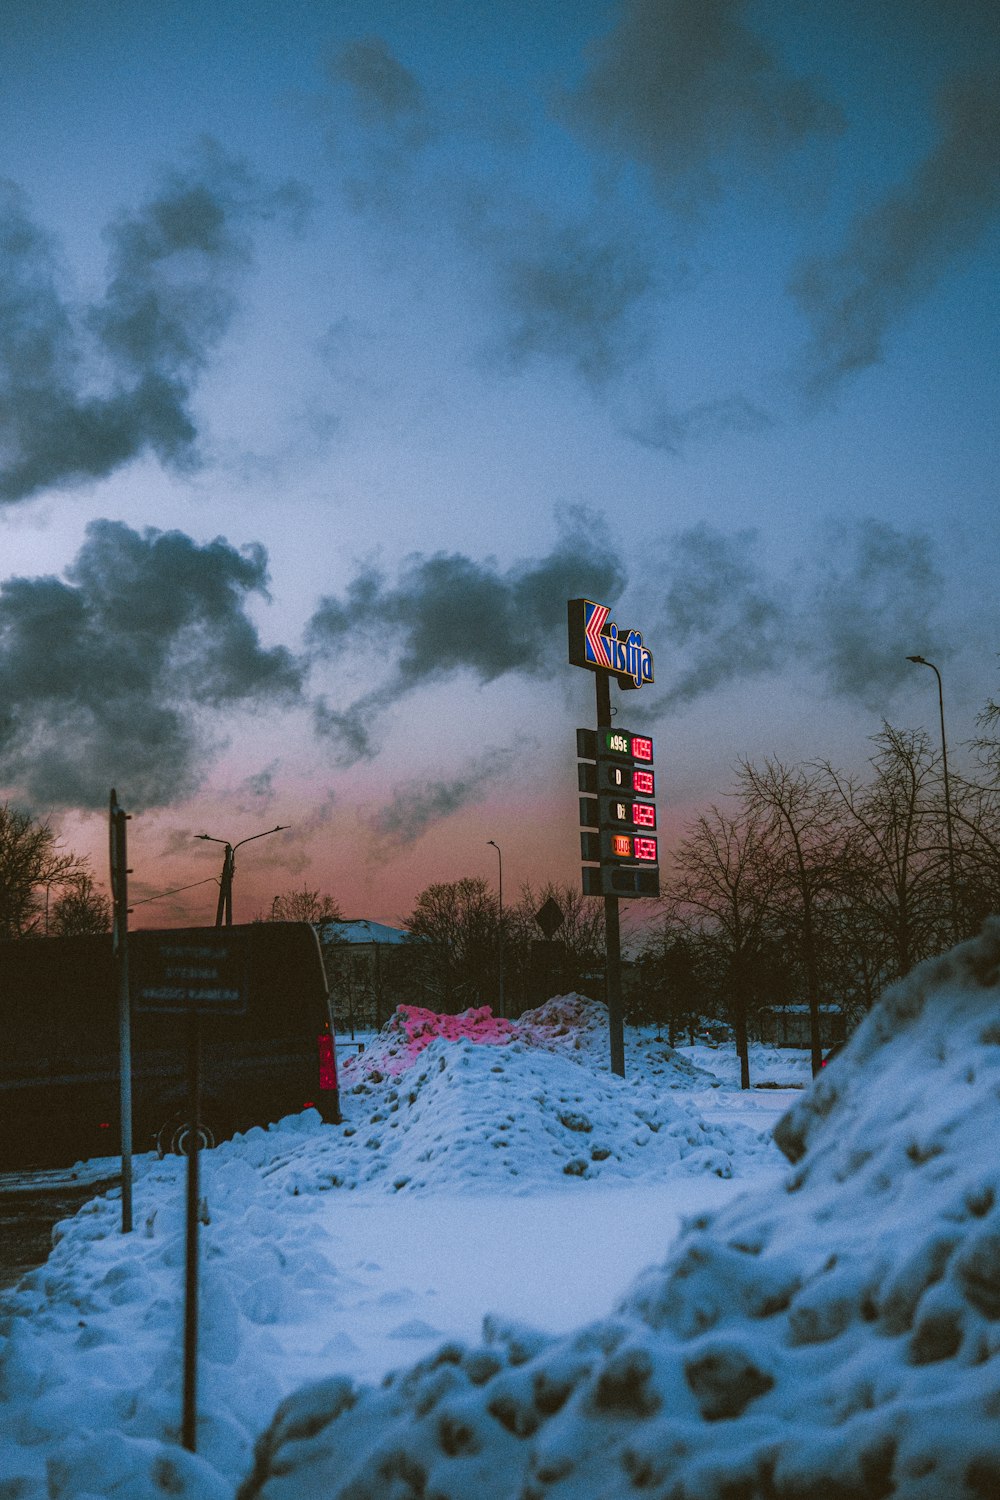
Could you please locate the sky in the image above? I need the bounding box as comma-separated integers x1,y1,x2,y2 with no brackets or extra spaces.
1,0,998,930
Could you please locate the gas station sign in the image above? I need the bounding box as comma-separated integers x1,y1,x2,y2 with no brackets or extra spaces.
567,599,654,689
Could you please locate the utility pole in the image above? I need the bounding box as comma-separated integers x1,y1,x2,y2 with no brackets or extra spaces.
195,825,289,927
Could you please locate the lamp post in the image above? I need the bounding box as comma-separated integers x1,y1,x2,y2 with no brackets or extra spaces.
906,655,960,943
487,839,505,1019
195,825,289,927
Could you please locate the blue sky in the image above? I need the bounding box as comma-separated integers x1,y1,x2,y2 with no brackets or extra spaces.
1,0,997,928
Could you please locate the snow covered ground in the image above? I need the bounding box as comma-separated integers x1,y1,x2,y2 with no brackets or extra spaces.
3,939,998,1498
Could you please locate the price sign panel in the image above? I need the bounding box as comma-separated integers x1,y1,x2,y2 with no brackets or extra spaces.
577,728,660,898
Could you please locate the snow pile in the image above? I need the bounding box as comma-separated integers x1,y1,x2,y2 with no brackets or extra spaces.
343,993,720,1093
239,920,1000,1499
517,994,720,1090
327,1037,768,1194
341,1004,516,1083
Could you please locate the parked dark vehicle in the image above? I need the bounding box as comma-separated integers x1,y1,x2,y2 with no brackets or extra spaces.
0,923,340,1169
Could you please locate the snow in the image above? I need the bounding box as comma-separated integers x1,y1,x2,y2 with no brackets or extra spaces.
3,925,998,1498
319,919,409,946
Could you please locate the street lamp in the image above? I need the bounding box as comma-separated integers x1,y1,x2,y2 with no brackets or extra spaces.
487,839,505,1019
906,655,960,943
195,825,289,927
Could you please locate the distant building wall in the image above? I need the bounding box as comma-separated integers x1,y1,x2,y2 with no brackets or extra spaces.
757,1004,846,1048
318,919,414,1033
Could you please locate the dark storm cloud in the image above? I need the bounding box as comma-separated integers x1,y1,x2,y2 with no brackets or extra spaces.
0,145,306,503
308,507,626,764
627,394,773,451
324,35,661,388
655,524,789,707
492,218,655,383
0,520,304,807
651,519,945,710
561,0,842,202
328,37,427,127
369,748,517,849
792,68,1000,393
804,520,944,704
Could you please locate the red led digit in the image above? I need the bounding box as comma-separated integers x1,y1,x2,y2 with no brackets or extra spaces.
632,769,654,795
634,836,658,862
631,736,653,761
633,802,655,828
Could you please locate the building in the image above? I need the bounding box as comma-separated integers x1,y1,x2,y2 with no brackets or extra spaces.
318,919,412,1034
757,1002,846,1049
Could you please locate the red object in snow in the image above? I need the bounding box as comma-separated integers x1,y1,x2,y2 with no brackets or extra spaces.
317,1032,338,1090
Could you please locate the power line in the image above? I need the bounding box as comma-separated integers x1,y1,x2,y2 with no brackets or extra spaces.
130,876,219,909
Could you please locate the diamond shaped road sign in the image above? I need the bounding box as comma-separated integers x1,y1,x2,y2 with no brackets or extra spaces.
535,897,565,939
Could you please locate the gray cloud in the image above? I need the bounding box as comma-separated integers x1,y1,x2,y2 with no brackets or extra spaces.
490,216,655,384
650,518,945,711
369,747,517,850
328,36,427,128
0,520,304,807
561,0,842,204
655,523,789,708
791,68,1000,393
627,394,773,452
308,506,626,764
324,34,663,389
0,144,306,504
805,519,944,704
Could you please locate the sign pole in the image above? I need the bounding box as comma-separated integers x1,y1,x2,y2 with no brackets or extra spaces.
596,674,626,1077
109,791,133,1234
569,598,658,1080
181,1010,201,1452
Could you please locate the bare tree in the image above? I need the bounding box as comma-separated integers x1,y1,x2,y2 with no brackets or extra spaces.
818,724,948,984
511,881,606,1004
633,910,707,1046
739,760,851,1077
48,871,112,936
667,802,781,1088
266,887,343,924
951,686,1000,925
0,804,91,940
404,877,501,1013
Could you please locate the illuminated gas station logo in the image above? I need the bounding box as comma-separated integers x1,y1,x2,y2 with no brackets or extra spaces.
568,599,654,688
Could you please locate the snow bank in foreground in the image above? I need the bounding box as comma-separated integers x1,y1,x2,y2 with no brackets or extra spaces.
240,920,1000,1499
0,1016,773,1499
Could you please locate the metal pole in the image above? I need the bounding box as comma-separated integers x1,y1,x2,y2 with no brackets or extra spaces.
488,840,505,1018
596,675,625,1077
907,656,960,943
223,847,233,928
181,1011,201,1452
109,791,133,1235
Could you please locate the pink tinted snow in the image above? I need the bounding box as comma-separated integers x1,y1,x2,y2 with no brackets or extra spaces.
343,1004,516,1079
341,995,603,1082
